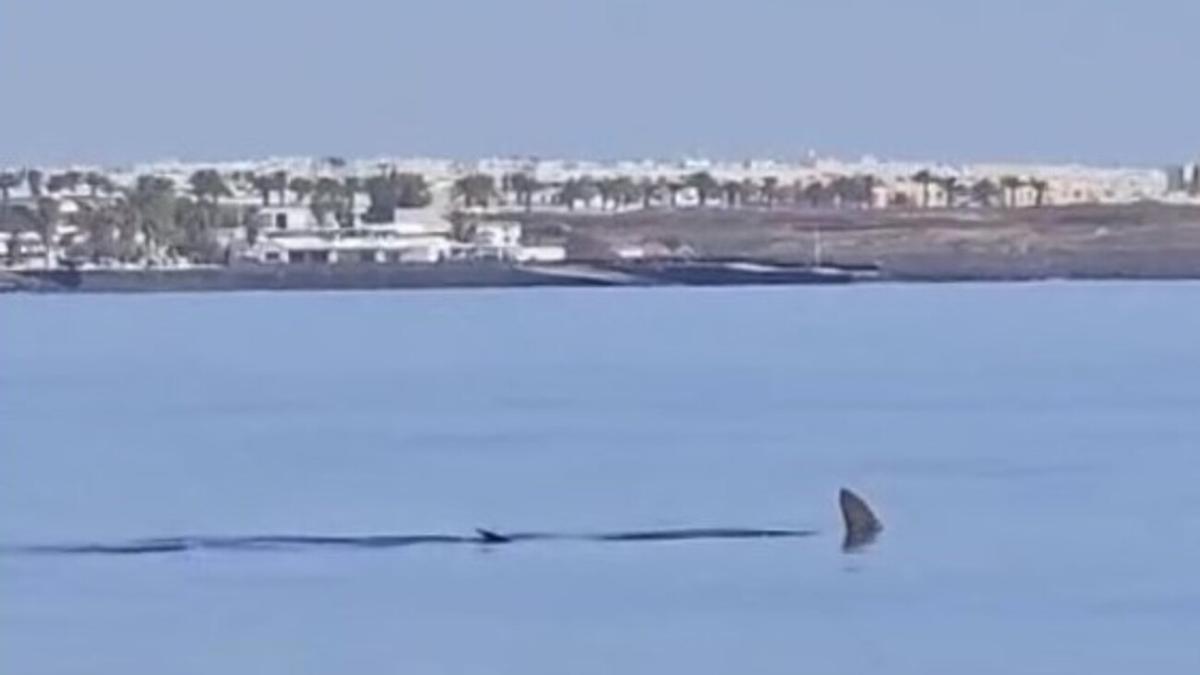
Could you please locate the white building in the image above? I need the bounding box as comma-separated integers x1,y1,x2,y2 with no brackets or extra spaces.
473,222,521,247
257,205,324,231
248,231,454,264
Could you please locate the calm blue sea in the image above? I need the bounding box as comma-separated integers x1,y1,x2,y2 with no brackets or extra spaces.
3,283,1199,675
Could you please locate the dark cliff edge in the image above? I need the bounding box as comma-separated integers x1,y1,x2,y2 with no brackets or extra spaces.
4,260,871,294
7,255,1200,295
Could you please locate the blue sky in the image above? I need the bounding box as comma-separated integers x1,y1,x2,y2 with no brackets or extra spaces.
1,0,1197,166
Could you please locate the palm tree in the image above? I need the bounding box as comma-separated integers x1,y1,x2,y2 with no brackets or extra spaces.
829,176,856,208
596,178,616,210
173,197,209,256
725,179,756,207
744,178,761,205
999,175,1023,208
1029,179,1049,207
126,176,178,259
761,176,779,209
363,174,398,223
685,171,720,207
666,180,684,208
509,172,539,211
720,180,739,207
244,215,261,246
35,197,61,268
559,179,583,211
46,173,70,194
939,176,960,208
557,178,598,211
250,174,274,206
109,198,142,260
446,211,476,243
62,170,83,194
189,169,230,205
360,172,432,222
271,171,289,206
5,232,18,264
342,176,361,226
611,176,639,209
188,169,231,230
453,173,497,209
911,169,934,208
789,179,805,205
76,200,126,261
288,177,315,204
638,178,659,209
0,170,24,224
970,178,1001,207
85,172,106,198
802,181,826,208
577,177,601,209
858,174,879,209
310,177,345,227
395,173,432,208
26,169,44,198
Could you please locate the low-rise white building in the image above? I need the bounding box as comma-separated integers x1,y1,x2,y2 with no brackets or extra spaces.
244,218,565,265
512,245,566,263
256,205,325,231
248,231,454,264
473,222,522,247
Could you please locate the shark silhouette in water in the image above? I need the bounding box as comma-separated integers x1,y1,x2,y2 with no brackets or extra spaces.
18,488,883,556
475,489,883,552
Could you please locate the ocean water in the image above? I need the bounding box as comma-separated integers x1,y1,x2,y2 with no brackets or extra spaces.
2,283,1199,675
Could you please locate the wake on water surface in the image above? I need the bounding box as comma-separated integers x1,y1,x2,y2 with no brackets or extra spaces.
15,528,820,555
8,489,882,556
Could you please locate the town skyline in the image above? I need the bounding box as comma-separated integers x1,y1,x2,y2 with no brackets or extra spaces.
3,149,1196,175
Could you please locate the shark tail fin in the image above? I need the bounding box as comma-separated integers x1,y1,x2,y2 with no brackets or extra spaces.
839,488,883,551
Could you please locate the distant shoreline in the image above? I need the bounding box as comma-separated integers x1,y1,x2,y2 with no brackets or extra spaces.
0,260,863,294
7,202,1200,294
4,258,1200,295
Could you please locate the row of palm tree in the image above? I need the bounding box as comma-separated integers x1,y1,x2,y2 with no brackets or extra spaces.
0,169,120,201
910,170,1050,208
463,171,879,211
5,173,248,266
363,172,432,222
4,164,1061,260
454,169,1058,212
195,168,436,227
220,169,433,224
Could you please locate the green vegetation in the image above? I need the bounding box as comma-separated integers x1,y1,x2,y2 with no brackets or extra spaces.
453,173,497,209
912,169,934,208
685,171,721,207
0,170,23,224
288,177,315,204
1000,175,1024,208
1,172,254,265
26,169,44,197
503,172,541,212
971,178,1002,207
364,172,432,223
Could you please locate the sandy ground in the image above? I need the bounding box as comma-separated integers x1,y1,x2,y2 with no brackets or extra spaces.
510,204,1200,280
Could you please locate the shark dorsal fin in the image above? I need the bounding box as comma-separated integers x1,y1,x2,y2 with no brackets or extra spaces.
839,488,883,551
475,528,511,544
